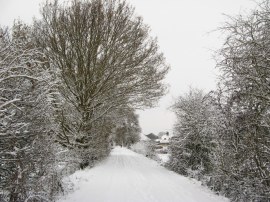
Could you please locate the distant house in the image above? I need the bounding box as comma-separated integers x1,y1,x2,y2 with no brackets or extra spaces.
155,132,171,154
157,131,168,139
159,134,170,144
156,132,170,142
144,132,171,153
145,133,159,141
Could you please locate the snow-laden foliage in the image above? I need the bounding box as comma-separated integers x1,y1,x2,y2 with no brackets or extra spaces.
211,3,270,200
0,23,61,202
131,140,158,161
167,89,217,180
168,2,270,201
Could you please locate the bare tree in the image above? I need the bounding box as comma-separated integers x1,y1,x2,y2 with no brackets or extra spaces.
33,0,169,149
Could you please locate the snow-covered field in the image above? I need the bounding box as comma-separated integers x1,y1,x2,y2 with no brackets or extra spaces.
58,147,229,202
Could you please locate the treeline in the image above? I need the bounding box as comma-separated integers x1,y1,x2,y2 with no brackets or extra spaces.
0,0,169,201
167,1,270,201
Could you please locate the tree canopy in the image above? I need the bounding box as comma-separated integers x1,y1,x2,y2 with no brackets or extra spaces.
33,0,169,148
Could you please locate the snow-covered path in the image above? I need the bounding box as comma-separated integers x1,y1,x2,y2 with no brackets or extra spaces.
58,147,228,202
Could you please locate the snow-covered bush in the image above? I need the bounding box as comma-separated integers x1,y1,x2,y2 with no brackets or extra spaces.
0,22,60,201
131,140,158,161
131,141,148,155
167,89,216,180
209,2,270,200
168,2,270,200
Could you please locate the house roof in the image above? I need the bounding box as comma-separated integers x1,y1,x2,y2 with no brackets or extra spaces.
145,133,159,140
157,131,168,138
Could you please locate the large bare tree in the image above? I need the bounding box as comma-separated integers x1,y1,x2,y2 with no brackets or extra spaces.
33,0,169,149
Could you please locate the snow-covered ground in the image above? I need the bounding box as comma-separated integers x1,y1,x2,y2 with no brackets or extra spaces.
157,153,170,164
58,147,228,202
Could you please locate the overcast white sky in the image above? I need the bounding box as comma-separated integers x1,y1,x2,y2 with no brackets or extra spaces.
0,0,256,136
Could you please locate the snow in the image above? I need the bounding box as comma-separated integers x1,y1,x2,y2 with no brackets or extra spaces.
157,153,170,163
58,147,229,202
130,141,148,155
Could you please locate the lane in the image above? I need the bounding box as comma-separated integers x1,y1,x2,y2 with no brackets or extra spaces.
58,147,228,202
